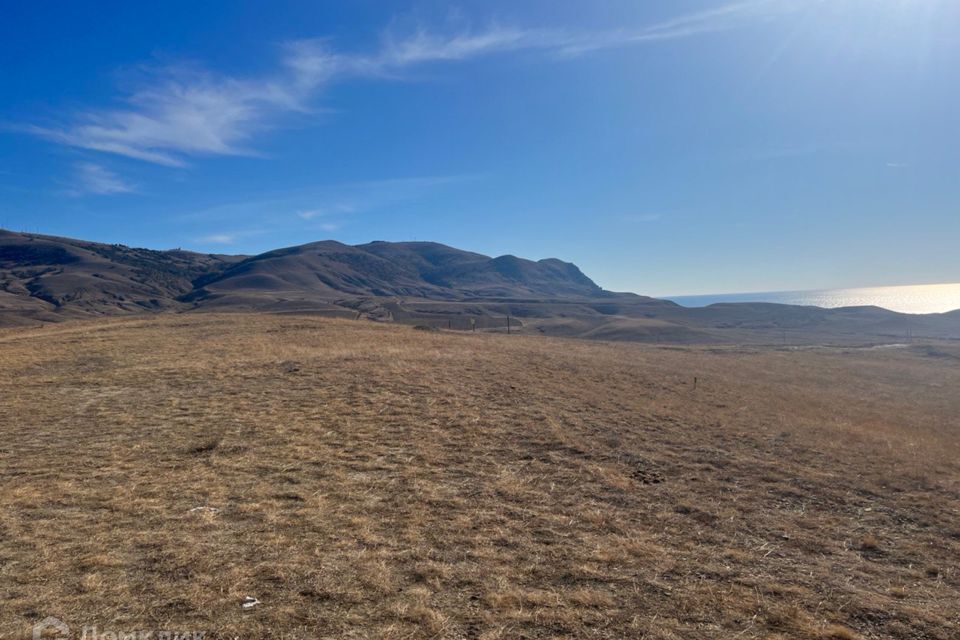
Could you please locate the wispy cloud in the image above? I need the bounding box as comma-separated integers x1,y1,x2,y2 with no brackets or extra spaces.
550,0,794,55
179,174,477,223
68,162,136,196
375,26,541,66
373,1,794,61
185,174,458,249
22,1,796,167
194,228,267,245
27,66,306,167
176,173,475,248
297,203,358,220
196,233,238,245
289,174,480,225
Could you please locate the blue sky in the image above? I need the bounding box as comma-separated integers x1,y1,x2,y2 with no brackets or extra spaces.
1,0,958,296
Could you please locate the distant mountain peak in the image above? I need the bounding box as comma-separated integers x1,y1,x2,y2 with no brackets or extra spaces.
0,232,609,324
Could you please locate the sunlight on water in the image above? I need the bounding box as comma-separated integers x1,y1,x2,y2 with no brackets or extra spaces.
668,283,960,315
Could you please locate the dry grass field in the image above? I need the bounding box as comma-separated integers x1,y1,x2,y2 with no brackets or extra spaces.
1,314,959,639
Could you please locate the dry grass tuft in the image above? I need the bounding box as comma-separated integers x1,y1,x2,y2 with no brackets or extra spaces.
822,623,861,639
859,534,882,552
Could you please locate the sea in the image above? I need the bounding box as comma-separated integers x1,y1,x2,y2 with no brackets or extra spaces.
667,283,960,315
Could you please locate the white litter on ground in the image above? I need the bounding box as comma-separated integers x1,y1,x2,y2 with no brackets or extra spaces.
188,506,221,514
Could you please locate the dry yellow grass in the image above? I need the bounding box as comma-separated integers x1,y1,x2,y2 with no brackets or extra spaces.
1,314,958,639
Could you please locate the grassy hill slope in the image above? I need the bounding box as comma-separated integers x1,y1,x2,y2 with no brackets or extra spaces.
1,315,958,639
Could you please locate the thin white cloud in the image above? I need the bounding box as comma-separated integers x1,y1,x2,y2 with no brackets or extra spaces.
29,67,304,167
288,174,481,224
641,0,791,35
194,227,268,245
377,26,539,65
197,233,238,244
68,162,136,195
551,0,793,55
24,1,796,167
297,203,358,220
372,1,793,62
176,174,478,232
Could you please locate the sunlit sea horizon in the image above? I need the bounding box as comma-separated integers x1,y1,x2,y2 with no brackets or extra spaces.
667,283,960,315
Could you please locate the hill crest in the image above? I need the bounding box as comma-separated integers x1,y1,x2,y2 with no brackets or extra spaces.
0,230,613,323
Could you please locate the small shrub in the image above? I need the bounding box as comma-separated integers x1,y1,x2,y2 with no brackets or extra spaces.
859,534,881,552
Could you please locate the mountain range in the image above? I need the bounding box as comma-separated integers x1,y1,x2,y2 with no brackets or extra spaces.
2,229,958,344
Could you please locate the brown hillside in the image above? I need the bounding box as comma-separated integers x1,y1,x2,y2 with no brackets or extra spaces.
2,230,960,344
